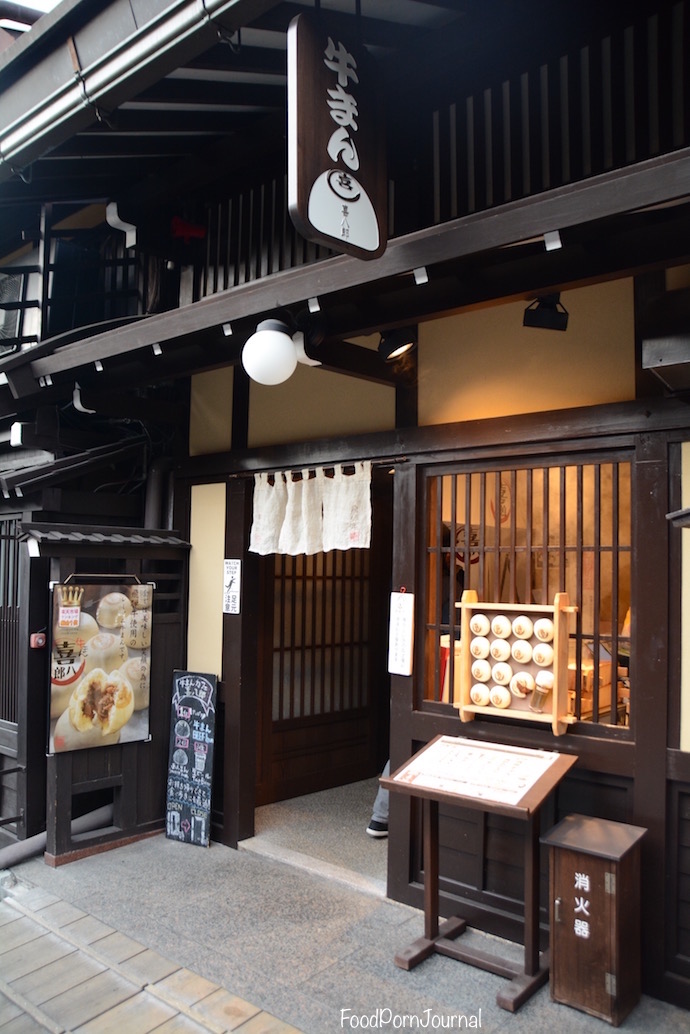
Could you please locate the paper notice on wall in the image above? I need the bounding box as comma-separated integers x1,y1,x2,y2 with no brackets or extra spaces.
223,559,241,614
388,591,414,675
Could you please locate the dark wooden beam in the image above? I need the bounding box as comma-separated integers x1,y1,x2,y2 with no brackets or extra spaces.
13,146,690,389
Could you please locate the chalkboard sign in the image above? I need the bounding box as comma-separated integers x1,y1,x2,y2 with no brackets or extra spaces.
165,670,217,847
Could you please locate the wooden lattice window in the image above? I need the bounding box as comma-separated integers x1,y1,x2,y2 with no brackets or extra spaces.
424,454,632,727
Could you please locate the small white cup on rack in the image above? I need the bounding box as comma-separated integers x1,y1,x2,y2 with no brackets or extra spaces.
532,642,554,667
491,614,512,639
491,661,513,685
511,615,534,639
471,658,491,682
533,617,554,642
490,685,512,709
490,638,511,662
470,636,490,659
511,639,533,664
470,683,491,706
469,613,491,637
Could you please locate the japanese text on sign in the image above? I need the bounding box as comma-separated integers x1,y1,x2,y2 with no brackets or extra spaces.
223,558,241,614
388,591,414,675
573,870,592,939
166,671,217,847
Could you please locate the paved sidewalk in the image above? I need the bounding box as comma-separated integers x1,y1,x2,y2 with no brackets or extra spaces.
0,880,302,1033
2,832,689,1034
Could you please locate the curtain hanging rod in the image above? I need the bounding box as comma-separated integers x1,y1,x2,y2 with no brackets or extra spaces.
227,456,408,479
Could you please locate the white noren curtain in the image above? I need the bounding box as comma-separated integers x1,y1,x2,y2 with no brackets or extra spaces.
248,461,372,555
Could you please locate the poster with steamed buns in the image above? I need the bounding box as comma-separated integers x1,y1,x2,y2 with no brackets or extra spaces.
48,582,154,753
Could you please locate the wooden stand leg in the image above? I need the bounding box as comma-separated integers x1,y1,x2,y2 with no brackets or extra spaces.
395,799,466,970
395,800,549,1013
495,810,549,1012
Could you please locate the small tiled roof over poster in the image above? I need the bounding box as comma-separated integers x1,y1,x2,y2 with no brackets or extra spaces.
19,523,189,549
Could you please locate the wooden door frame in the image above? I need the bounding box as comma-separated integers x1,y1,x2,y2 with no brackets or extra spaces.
253,465,393,807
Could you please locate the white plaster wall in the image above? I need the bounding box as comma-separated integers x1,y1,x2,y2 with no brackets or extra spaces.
187,482,226,677
417,279,635,425
189,367,233,456
190,339,395,452
247,362,395,448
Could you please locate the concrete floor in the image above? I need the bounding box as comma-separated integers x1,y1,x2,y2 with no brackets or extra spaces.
1,778,688,1033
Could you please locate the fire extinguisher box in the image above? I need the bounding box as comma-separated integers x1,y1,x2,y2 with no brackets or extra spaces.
541,814,647,1027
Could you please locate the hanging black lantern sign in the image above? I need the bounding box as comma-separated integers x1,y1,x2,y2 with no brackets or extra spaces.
287,12,387,260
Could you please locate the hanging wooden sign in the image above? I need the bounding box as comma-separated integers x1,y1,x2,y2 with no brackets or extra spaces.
287,12,387,260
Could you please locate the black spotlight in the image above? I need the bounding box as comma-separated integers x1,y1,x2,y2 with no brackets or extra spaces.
378,326,418,361
523,293,569,332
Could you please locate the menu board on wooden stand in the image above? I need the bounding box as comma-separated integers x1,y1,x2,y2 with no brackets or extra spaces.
165,671,217,847
456,590,577,735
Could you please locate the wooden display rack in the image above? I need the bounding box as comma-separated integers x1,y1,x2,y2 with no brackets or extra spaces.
456,590,577,735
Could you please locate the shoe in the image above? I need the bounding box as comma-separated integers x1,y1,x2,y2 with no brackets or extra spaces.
366,819,388,838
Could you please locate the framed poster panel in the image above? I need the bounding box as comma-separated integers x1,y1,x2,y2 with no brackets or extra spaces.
48,581,153,753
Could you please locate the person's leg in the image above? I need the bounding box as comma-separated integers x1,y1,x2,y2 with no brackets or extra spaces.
366,760,390,837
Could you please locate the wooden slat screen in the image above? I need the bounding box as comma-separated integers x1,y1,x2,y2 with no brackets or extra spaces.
272,549,370,722
431,5,689,222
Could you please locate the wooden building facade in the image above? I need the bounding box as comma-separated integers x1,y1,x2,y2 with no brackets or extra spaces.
1,0,690,1011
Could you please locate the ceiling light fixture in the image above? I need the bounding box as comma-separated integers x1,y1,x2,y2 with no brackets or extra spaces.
413,266,428,285
241,319,322,385
543,230,562,251
378,326,418,361
523,293,569,332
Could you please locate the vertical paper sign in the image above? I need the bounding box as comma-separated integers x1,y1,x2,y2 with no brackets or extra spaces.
388,591,415,675
223,558,241,614
165,671,217,847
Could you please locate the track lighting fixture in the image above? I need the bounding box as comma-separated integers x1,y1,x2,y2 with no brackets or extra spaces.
523,294,569,332
378,326,417,362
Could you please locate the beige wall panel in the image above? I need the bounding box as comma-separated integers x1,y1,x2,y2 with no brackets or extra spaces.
190,368,233,456
187,482,225,676
418,279,635,425
666,264,690,290
247,363,395,448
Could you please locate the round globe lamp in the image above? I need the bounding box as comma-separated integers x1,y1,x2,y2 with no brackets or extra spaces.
241,320,298,384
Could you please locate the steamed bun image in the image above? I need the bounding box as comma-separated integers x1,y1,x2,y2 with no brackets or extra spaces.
50,681,75,719
118,656,150,710
52,708,121,751
82,631,128,674
96,591,133,628
52,667,134,751
68,667,134,736
121,610,152,650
